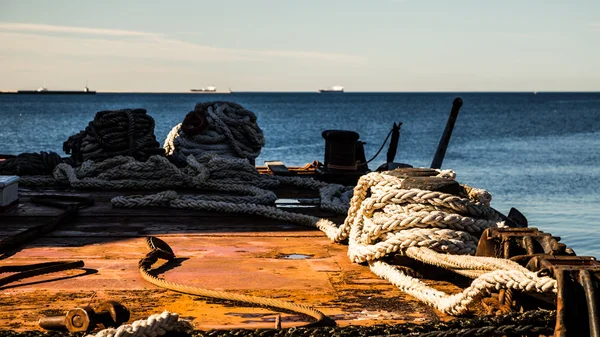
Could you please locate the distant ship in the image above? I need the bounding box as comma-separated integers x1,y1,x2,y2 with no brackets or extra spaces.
190,86,231,94
17,86,96,95
319,85,344,93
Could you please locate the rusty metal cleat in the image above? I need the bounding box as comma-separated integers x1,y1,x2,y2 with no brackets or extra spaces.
475,227,572,259
526,256,600,337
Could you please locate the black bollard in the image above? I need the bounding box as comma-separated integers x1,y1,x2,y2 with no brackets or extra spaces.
430,97,463,169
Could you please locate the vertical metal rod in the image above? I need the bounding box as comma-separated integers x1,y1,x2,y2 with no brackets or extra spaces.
430,97,463,169
580,271,600,337
386,122,401,164
555,269,567,337
523,236,535,255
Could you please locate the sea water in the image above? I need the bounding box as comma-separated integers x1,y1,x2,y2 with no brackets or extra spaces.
1,92,599,256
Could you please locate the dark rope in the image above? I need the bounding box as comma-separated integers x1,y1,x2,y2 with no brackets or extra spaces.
0,195,94,258
63,108,164,165
364,123,398,165
0,151,65,175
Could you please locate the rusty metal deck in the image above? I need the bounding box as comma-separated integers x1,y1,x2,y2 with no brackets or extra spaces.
0,187,465,332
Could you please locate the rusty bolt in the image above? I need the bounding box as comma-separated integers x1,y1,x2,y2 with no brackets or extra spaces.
39,306,95,332
39,301,129,332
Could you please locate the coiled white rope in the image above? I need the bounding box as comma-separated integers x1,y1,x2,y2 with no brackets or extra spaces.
85,311,191,337
164,101,265,164
311,171,557,315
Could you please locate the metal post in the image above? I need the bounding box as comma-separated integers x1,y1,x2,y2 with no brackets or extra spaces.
430,97,463,169
386,122,401,164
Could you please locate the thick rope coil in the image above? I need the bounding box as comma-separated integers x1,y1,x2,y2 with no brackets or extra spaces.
85,311,191,337
0,151,65,176
319,184,354,215
317,170,557,315
63,108,164,165
164,102,265,164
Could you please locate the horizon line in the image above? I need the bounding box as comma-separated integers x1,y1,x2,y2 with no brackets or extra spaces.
2,90,600,94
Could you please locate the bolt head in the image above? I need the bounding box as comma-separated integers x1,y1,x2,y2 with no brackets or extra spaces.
65,307,94,332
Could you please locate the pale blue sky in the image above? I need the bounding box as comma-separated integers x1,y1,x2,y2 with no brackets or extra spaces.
1,0,599,92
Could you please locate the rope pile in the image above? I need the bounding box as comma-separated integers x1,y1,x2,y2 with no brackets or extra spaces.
63,108,164,165
16,102,351,217
313,171,557,315
0,151,65,176
164,102,265,165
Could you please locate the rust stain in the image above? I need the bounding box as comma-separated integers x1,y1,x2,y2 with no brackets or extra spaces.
1,219,468,331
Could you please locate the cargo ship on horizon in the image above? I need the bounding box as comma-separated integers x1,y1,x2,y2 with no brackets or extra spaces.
319,85,344,93
15,85,96,95
190,86,231,94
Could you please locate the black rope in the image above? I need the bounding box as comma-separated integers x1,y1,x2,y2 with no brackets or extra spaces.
0,195,94,258
63,108,164,165
364,122,401,165
0,151,65,175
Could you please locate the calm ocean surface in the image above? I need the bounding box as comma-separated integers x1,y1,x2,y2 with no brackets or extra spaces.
1,92,599,256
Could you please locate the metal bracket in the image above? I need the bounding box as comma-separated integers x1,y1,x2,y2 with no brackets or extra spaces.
526,256,600,337
476,228,599,337
475,227,572,258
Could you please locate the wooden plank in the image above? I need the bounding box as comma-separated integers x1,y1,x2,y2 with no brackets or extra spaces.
1,217,334,242
2,193,340,220
19,186,321,200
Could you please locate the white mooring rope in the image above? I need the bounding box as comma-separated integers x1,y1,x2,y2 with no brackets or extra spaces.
312,171,557,315
85,311,191,337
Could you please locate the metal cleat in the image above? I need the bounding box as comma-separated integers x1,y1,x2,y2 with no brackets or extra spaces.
475,227,572,259
525,255,600,337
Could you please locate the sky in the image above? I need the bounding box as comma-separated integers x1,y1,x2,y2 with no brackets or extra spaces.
0,0,599,92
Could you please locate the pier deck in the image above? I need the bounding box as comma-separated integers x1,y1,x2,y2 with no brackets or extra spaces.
0,187,465,332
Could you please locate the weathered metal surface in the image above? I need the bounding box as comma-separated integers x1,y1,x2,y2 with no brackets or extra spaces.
399,177,461,195
0,187,465,332
476,227,598,337
526,256,600,337
475,227,571,258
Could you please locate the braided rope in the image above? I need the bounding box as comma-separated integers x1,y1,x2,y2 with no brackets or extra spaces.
164,102,265,164
370,260,555,316
315,171,557,315
63,108,164,165
0,151,65,176
85,311,189,337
